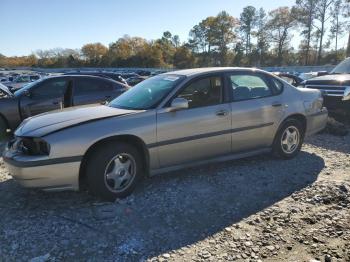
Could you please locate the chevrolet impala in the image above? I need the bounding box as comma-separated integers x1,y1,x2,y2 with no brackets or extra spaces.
3,68,328,200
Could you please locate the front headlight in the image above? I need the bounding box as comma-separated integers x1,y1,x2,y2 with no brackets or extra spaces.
9,137,50,155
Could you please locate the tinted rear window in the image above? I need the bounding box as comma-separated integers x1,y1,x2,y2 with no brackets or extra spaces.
74,78,113,95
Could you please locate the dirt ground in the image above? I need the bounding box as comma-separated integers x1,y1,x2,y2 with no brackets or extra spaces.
0,129,349,262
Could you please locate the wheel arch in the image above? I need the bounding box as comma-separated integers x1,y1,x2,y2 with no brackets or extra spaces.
79,134,150,188
276,113,307,138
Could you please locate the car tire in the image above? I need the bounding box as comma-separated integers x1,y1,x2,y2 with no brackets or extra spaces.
272,118,305,159
86,142,144,201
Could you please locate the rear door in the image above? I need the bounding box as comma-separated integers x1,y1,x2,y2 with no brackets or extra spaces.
227,71,285,152
19,78,69,118
72,77,123,106
156,74,232,167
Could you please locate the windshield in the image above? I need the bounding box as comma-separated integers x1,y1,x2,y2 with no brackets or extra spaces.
109,74,185,110
331,58,350,74
14,78,45,96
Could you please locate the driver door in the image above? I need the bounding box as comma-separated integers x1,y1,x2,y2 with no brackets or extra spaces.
156,75,232,167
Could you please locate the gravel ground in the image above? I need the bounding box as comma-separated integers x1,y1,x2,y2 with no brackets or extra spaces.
0,130,349,262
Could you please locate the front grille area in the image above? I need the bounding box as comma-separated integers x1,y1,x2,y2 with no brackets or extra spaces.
306,85,347,97
322,95,350,111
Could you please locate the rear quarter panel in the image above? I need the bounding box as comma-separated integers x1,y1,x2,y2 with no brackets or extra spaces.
281,85,327,136
275,84,307,127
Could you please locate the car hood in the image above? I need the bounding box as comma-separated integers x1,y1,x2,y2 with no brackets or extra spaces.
305,74,350,86
15,105,140,137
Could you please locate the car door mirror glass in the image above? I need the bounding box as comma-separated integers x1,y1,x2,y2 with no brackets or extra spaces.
343,87,350,101
169,97,189,112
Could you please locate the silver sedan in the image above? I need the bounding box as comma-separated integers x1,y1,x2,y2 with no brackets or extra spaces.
3,68,328,200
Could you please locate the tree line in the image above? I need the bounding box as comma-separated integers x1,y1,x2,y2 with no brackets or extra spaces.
1,0,349,69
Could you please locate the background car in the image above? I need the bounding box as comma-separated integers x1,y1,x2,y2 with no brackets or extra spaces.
4,74,41,92
0,75,128,136
119,72,140,79
300,57,350,113
135,70,151,76
3,68,328,200
0,82,13,97
272,72,304,87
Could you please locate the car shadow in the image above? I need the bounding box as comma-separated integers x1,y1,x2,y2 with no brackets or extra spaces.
0,151,324,260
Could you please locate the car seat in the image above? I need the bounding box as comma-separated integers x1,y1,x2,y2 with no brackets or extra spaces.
233,86,251,101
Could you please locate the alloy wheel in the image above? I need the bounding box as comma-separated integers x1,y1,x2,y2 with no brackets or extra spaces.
281,126,300,154
104,153,136,193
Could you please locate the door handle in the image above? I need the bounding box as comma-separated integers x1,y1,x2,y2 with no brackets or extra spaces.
52,101,59,105
272,102,282,107
216,110,228,116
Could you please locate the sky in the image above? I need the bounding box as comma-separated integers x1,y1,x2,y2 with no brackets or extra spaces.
0,0,347,56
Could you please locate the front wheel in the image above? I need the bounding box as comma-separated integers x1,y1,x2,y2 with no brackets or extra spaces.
86,142,144,200
272,119,304,159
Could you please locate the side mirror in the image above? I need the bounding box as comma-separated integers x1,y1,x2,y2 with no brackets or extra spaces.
168,97,189,112
343,87,350,101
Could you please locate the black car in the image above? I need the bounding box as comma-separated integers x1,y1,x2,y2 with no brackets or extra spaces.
300,57,350,113
0,75,128,135
272,72,304,87
64,72,128,85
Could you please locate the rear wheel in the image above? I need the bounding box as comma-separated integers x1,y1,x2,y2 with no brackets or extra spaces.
273,119,304,159
86,142,144,200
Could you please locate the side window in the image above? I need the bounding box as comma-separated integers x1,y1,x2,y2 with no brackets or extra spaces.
270,78,284,94
74,78,113,95
280,76,294,85
176,76,222,108
229,74,272,101
31,79,68,98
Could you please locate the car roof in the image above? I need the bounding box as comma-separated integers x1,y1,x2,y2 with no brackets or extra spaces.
65,71,120,75
41,74,119,84
50,74,112,80
48,74,130,87
165,67,266,77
